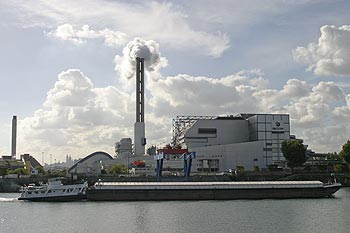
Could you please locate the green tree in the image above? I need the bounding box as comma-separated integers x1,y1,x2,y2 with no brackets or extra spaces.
339,140,350,165
7,168,28,175
106,164,128,174
35,166,46,175
281,140,307,170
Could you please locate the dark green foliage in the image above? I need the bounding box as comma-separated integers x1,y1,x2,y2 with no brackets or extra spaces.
235,166,245,174
268,164,278,171
304,165,311,171
333,164,349,173
35,166,45,174
7,168,27,175
339,140,350,164
47,169,67,177
281,140,307,170
317,164,327,171
327,152,341,161
106,164,128,174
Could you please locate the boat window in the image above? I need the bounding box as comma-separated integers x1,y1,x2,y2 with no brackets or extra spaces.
28,192,32,194
48,190,52,193
41,191,45,194
63,189,66,192
34,191,38,194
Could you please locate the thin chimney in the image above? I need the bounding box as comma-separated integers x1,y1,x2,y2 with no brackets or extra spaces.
11,115,17,159
134,57,146,156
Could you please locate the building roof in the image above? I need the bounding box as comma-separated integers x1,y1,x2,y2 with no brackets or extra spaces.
21,154,42,168
68,151,113,173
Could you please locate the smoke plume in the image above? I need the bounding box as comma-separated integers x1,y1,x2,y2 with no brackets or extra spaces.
114,38,168,80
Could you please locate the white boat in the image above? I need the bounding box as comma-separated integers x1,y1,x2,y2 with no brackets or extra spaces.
18,178,88,202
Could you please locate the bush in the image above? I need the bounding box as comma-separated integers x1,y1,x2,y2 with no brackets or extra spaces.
7,168,28,175
304,165,312,172
106,164,128,174
253,166,260,172
268,164,278,171
317,164,327,171
236,166,245,173
334,164,349,173
35,166,45,175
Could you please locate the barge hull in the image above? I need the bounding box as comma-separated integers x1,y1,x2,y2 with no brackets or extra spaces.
87,186,340,201
18,193,86,202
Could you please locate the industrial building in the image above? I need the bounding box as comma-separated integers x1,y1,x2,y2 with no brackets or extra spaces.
69,58,295,177
173,113,291,171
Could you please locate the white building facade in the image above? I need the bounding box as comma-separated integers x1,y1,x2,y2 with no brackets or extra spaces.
183,114,291,171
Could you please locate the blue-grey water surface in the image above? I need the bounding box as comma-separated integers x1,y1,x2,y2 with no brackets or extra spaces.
1,188,350,233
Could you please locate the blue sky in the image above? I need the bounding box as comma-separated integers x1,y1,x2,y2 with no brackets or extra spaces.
0,0,349,162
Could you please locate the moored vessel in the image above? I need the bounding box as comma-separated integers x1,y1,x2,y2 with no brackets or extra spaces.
18,178,88,202
86,181,341,201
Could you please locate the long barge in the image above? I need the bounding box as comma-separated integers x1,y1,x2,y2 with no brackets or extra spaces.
86,181,341,201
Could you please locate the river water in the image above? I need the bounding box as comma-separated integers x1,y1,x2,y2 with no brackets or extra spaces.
1,188,349,233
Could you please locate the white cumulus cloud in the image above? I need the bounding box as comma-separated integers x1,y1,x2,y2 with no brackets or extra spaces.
15,38,350,162
6,1,230,57
47,24,129,47
293,25,350,76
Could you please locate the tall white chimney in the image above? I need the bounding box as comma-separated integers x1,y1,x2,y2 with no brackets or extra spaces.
11,115,17,159
134,57,146,156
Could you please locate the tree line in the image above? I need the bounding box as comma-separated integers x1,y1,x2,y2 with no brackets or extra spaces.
281,139,350,171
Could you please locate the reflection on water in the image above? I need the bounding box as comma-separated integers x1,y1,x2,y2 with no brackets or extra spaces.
0,188,349,233
134,203,148,233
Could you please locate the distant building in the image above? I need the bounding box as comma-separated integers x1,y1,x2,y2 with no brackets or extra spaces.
115,138,133,158
67,151,114,176
65,155,74,167
21,154,43,175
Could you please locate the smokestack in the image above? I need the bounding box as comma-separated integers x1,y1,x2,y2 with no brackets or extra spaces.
11,115,17,159
134,57,146,156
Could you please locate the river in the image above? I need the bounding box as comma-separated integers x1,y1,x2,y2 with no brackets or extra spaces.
1,188,349,233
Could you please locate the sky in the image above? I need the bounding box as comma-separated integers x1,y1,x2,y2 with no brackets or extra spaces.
0,0,350,163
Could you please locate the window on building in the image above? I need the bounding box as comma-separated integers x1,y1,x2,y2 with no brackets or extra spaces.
198,128,217,134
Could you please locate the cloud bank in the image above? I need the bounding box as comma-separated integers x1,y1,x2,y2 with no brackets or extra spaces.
293,25,350,76
7,0,230,57
18,38,350,161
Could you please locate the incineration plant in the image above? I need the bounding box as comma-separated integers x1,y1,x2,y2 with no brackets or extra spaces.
68,57,299,177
